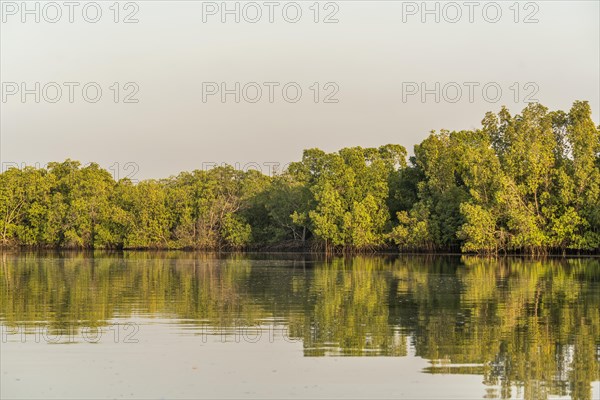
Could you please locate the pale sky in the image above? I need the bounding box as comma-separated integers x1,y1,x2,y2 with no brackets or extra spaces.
1,0,599,179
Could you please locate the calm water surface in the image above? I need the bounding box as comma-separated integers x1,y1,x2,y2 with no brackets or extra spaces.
1,252,599,399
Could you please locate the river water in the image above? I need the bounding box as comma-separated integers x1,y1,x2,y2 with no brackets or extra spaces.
1,252,598,399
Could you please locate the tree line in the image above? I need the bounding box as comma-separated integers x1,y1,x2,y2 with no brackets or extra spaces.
1,101,599,254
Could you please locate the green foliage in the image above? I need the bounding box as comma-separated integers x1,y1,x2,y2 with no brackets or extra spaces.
458,203,498,253
1,102,598,253
220,214,252,248
390,206,432,250
290,145,406,251
0,167,53,245
244,174,312,244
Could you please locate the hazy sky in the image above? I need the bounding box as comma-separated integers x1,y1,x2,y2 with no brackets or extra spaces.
1,0,598,179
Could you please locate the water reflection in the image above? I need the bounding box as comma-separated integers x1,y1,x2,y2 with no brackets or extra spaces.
1,252,599,399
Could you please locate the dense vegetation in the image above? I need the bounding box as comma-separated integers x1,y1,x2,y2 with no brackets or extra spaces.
1,102,599,254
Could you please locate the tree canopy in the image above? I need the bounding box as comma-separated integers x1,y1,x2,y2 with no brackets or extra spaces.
1,102,598,254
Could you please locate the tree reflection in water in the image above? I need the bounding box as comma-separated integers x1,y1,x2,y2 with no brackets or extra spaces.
1,252,598,399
